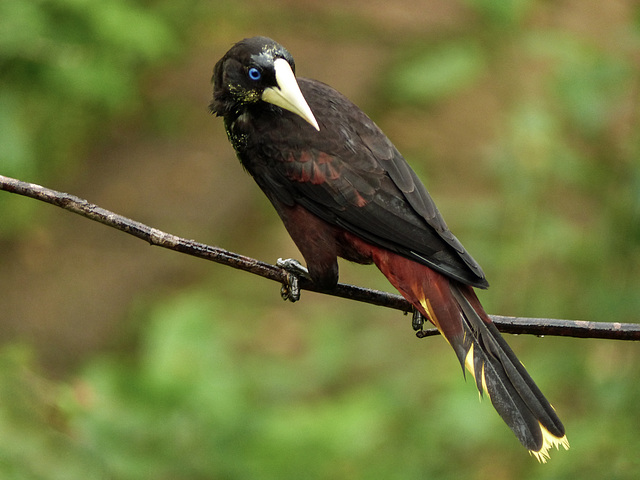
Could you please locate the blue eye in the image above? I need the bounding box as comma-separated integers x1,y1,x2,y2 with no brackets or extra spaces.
248,67,261,81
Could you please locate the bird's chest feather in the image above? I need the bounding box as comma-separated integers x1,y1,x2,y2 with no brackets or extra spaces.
224,112,253,154
225,107,307,172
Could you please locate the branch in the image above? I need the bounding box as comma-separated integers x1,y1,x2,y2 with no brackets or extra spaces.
2,174,638,341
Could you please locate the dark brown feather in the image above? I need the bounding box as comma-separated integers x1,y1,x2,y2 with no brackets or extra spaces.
231,77,488,288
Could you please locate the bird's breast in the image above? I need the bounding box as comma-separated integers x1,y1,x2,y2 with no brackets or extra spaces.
225,113,252,152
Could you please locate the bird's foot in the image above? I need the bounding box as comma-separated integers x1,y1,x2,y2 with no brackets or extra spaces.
412,309,429,338
277,258,310,303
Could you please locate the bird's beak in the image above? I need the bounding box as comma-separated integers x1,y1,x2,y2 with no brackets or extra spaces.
262,58,320,131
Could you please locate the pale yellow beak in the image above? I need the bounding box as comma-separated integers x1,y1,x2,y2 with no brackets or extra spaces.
261,58,320,131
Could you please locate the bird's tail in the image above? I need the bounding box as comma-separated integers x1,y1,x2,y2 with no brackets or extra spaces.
373,252,569,462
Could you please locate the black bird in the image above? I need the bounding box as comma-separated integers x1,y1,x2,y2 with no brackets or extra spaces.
210,36,568,461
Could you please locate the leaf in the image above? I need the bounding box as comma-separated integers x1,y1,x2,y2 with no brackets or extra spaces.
390,41,487,105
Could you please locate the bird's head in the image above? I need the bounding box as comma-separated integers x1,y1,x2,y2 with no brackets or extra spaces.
210,36,319,131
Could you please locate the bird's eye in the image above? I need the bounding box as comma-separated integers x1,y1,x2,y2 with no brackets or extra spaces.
248,67,261,81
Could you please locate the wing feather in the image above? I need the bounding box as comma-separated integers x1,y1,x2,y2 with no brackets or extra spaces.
254,78,488,288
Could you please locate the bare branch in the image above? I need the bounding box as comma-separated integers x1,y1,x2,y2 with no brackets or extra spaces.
1,174,638,341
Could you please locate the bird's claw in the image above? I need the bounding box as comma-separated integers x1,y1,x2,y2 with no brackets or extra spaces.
277,258,309,276
277,258,309,303
280,274,300,302
412,309,428,338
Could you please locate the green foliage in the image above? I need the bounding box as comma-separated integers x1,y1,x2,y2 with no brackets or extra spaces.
524,32,634,136
0,345,108,479
0,0,179,232
383,5,640,327
483,33,640,321
464,0,536,27
0,0,178,175
1,1,639,478
0,287,639,479
390,41,487,105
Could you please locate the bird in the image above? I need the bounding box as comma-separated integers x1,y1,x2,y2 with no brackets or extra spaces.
210,36,569,461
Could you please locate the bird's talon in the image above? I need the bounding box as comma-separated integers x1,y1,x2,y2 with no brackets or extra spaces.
412,309,425,332
280,272,301,302
278,258,307,302
277,257,309,277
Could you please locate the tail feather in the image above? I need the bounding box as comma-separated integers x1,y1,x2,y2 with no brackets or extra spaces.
370,248,568,461
447,282,569,461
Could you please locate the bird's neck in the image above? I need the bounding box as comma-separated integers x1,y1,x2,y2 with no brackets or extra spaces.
224,102,283,153
223,112,250,152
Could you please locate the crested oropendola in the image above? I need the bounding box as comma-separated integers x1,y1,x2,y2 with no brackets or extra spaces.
209,36,569,461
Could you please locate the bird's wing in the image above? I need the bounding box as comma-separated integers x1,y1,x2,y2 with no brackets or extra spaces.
255,78,488,288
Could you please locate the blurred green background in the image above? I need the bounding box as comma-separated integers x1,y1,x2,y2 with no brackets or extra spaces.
1,0,639,478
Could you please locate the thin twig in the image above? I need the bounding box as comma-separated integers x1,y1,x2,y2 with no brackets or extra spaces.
1,174,638,341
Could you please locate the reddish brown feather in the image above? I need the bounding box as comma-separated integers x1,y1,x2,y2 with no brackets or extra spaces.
340,231,469,343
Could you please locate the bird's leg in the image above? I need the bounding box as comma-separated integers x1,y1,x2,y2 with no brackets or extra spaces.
277,258,310,303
